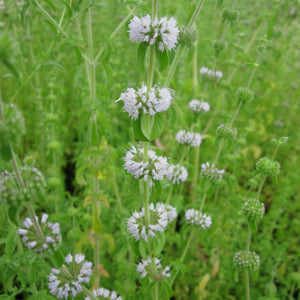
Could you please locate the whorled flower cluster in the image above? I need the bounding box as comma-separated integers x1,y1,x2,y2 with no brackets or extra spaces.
166,164,188,184
137,257,171,279
85,287,122,300
185,209,212,229
242,199,265,223
48,254,92,299
199,66,223,83
123,145,168,186
175,130,202,147
127,202,177,242
233,251,260,271
201,162,225,182
188,99,210,113
216,124,237,140
117,85,173,120
18,214,61,252
129,14,179,51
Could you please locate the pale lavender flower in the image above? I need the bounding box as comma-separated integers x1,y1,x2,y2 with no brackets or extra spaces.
199,66,222,82
85,287,122,300
117,85,173,120
185,209,212,229
123,145,168,186
48,254,92,299
167,164,188,184
201,162,225,181
188,99,210,113
175,130,202,147
18,214,61,252
137,257,171,279
127,202,176,242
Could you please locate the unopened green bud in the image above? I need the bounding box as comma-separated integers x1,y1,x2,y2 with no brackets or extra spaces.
213,40,227,56
222,8,239,23
233,251,260,271
256,157,280,179
236,87,254,104
48,140,61,151
24,156,35,166
179,26,197,47
48,177,61,188
242,199,265,222
216,124,237,139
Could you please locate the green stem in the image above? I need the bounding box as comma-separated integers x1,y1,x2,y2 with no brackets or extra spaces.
87,8,96,100
10,147,25,189
154,281,159,300
187,0,206,30
82,286,99,300
170,228,195,286
245,270,251,300
33,0,69,38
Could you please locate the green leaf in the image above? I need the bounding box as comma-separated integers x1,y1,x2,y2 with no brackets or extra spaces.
88,114,100,146
233,269,239,282
156,47,169,71
5,229,16,256
216,0,223,8
248,219,257,233
132,117,149,141
161,281,174,298
149,113,166,141
0,143,12,161
20,2,31,23
43,19,58,34
59,0,73,17
44,0,56,10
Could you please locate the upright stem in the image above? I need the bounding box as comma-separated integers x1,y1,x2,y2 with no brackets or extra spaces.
245,270,251,300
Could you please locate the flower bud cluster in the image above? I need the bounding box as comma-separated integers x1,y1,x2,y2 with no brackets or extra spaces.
0,103,25,152
216,124,237,140
137,257,171,279
199,67,223,83
233,251,260,271
236,87,254,104
213,40,227,56
166,164,188,184
127,202,177,242
201,162,225,182
178,26,197,47
123,145,168,186
222,8,239,23
18,214,61,252
188,99,210,113
0,166,46,203
185,209,212,229
129,15,179,51
117,85,173,120
242,199,265,222
256,157,280,179
85,288,122,300
48,254,92,299
175,130,202,147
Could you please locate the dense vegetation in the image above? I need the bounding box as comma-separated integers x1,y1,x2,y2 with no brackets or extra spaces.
0,0,299,299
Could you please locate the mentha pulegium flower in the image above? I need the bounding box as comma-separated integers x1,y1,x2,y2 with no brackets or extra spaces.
128,14,179,51
199,66,223,83
18,213,61,252
188,99,210,113
127,202,177,242
185,209,212,229
117,85,173,120
200,162,225,182
85,287,122,300
48,254,92,299
123,145,168,186
175,130,202,147
166,164,188,184
137,257,171,280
